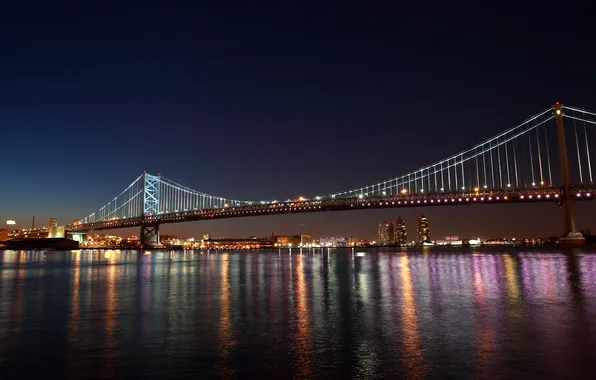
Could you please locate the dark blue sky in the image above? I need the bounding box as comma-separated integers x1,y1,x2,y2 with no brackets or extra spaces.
2,1,595,239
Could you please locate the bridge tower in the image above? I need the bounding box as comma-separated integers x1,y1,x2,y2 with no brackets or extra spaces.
140,172,161,247
553,103,585,247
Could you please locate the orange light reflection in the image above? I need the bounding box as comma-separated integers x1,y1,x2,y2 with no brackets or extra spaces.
399,256,424,379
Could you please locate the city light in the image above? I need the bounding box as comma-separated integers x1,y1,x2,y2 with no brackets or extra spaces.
6,220,16,225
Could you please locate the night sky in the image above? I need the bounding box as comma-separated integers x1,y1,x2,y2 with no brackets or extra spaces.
2,1,595,240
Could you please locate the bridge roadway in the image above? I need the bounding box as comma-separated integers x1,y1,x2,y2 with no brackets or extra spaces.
66,186,595,233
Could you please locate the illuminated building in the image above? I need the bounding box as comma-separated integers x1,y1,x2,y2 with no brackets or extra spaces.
202,237,275,249
0,229,8,242
160,235,178,243
416,214,430,244
378,221,395,246
270,234,308,247
395,217,407,245
48,218,65,238
319,236,349,247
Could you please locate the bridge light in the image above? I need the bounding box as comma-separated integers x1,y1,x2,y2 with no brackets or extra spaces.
401,189,407,195
540,181,544,185
358,194,363,199
315,196,321,200
474,187,479,192
440,188,444,191
507,184,511,187
556,109,561,115
484,185,488,189
382,191,386,195
224,204,229,208
532,182,536,186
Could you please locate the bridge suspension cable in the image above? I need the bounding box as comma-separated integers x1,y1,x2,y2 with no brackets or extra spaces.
329,108,558,199
74,104,596,228
563,106,596,184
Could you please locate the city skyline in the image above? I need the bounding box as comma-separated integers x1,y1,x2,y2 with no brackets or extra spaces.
5,201,594,242
1,3,595,239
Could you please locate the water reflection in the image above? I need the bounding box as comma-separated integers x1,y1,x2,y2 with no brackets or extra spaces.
293,254,312,378
0,248,596,379
218,253,236,378
399,255,425,379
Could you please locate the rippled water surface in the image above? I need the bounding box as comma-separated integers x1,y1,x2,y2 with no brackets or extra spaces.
2,248,596,379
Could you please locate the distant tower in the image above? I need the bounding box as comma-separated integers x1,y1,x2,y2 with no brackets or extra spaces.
416,214,430,244
378,221,395,246
395,216,407,245
48,218,58,238
31,216,35,230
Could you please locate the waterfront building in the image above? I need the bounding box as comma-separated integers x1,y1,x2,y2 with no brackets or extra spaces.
395,217,407,245
378,221,395,246
416,214,430,244
320,236,349,247
270,234,308,247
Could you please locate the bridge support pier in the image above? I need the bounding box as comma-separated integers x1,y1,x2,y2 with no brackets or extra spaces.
554,103,585,247
140,223,161,248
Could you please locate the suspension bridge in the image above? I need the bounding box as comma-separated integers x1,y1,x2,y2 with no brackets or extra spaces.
67,103,596,247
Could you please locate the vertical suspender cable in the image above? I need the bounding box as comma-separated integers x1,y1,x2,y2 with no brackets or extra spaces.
454,157,458,191
475,148,480,188
505,141,510,186
489,141,495,187
513,139,519,187
544,127,552,185
461,154,465,190
482,144,487,187
497,140,503,188
447,158,451,191
536,128,544,185
528,128,535,185
573,110,583,183
441,162,444,190
583,116,593,183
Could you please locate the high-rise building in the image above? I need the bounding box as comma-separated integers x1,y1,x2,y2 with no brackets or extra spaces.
378,221,395,245
395,216,407,245
416,214,430,244
0,229,8,242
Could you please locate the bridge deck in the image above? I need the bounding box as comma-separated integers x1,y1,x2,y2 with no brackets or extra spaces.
67,187,594,232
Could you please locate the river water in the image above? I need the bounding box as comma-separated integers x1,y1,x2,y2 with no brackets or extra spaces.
1,248,596,379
